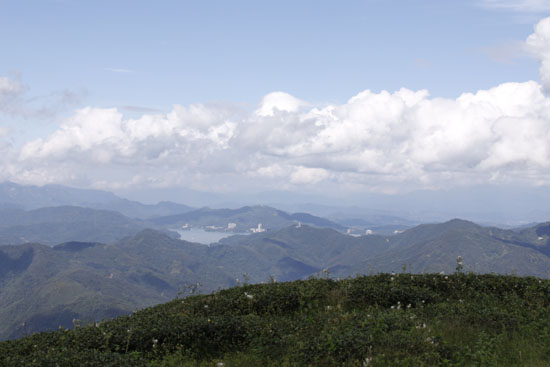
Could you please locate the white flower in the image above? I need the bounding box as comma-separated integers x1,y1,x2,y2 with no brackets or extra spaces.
244,292,254,299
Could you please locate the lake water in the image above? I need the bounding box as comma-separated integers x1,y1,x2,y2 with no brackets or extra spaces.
174,228,245,245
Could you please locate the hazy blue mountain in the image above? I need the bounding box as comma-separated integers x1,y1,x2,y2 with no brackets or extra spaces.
0,206,172,246
151,205,345,232
0,182,194,219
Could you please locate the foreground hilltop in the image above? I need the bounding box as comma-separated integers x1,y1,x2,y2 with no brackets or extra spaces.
1,273,550,366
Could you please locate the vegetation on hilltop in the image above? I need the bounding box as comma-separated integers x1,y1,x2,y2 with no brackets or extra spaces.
2,272,550,366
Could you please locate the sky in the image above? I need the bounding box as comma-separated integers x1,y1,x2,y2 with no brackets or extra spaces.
0,0,550,221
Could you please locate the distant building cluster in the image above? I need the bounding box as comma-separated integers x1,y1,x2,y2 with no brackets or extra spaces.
250,223,266,233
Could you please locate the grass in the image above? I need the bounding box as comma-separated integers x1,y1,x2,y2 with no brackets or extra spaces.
1,272,550,366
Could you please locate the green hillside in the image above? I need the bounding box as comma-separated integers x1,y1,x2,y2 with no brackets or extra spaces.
2,220,550,341
2,273,550,366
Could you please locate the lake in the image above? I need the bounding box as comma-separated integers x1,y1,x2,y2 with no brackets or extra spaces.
174,228,246,245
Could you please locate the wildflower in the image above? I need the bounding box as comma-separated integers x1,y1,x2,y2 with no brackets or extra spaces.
244,292,254,299
326,305,333,311
407,303,411,309
445,276,449,280
216,362,225,367
390,277,394,282
439,271,445,275
152,338,158,348
362,357,372,366
204,305,209,309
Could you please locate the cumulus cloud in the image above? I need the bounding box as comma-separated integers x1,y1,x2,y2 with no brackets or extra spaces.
526,17,550,93
255,92,309,117
15,80,550,192
9,18,550,193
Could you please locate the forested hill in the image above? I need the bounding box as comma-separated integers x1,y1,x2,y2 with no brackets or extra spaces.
2,273,550,366
1,219,550,341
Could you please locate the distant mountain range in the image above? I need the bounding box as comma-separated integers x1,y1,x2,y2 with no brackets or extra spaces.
151,205,345,232
0,206,165,246
1,219,549,340
0,204,347,246
0,182,194,219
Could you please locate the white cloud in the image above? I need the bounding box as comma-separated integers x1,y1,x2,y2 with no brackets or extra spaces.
0,74,84,119
256,92,309,117
7,18,550,193
290,167,330,185
14,78,550,192
526,17,550,93
0,75,25,115
480,0,550,12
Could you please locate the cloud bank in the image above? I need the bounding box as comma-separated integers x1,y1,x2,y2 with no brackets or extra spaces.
4,18,550,194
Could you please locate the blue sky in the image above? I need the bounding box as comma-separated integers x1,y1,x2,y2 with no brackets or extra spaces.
1,0,550,222
0,0,542,110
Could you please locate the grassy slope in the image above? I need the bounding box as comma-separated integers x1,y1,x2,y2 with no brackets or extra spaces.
1,273,550,367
